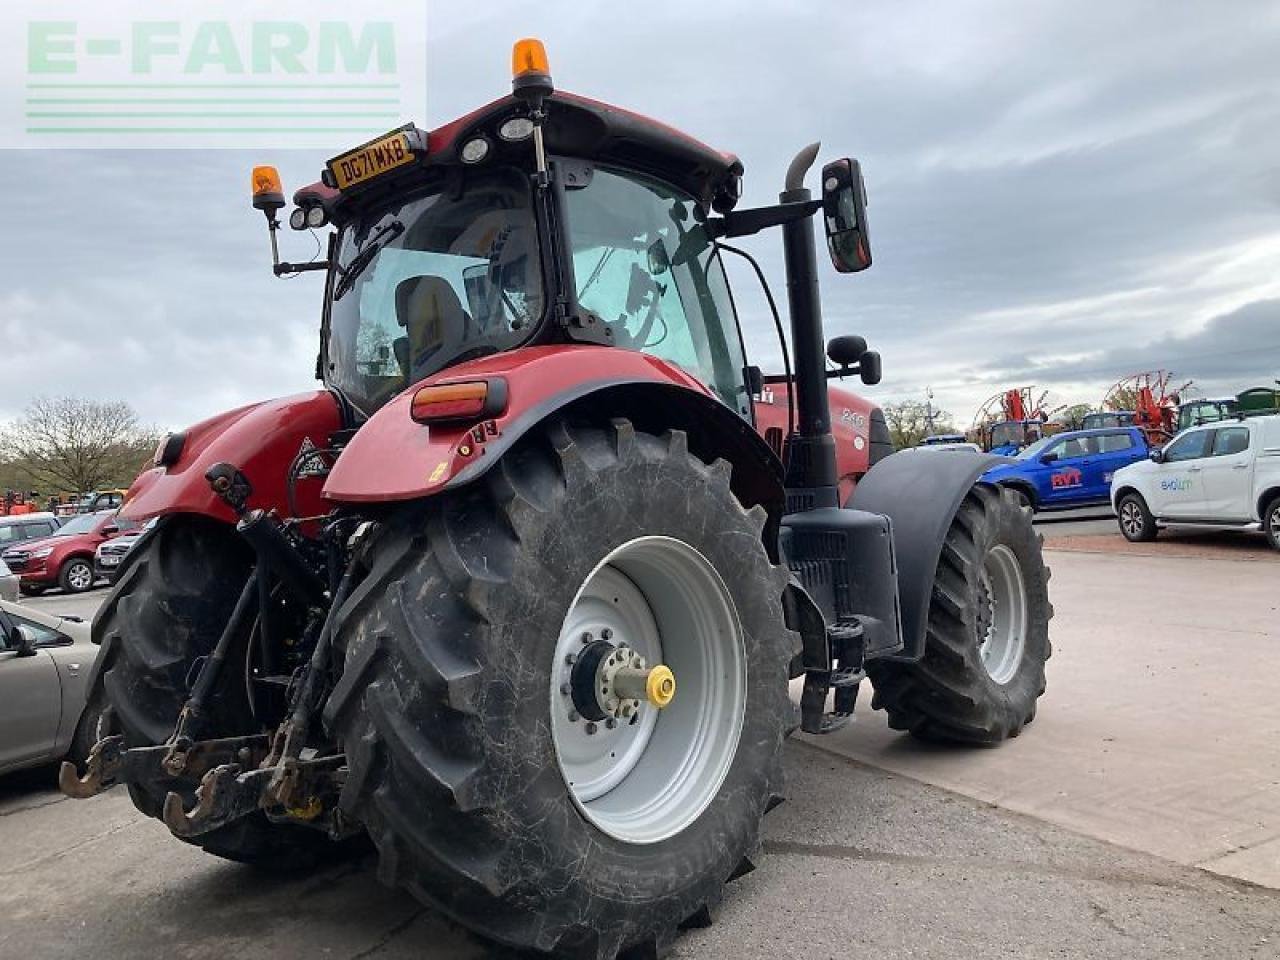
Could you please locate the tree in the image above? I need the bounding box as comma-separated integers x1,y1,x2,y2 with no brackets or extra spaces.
1059,403,1095,430
0,397,162,495
883,399,956,450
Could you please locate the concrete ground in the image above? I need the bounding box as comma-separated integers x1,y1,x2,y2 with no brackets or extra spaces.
4,522,1278,957
2,744,1277,959
815,524,1280,889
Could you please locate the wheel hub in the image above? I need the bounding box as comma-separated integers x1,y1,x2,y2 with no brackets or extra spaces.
569,640,675,722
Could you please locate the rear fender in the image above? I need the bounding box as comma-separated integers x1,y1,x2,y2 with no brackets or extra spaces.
850,449,1009,661
322,346,785,548
121,391,344,524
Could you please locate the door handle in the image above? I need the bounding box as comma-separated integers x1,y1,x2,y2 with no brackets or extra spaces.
1187,466,1201,472
1232,463,1249,470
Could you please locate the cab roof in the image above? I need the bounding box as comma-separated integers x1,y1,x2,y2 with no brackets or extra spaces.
295,91,743,216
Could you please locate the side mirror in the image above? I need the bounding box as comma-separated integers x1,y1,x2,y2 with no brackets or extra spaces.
821,158,871,273
826,335,868,366
1040,452,1059,464
1149,447,1165,463
743,365,765,397
858,350,882,386
10,625,37,658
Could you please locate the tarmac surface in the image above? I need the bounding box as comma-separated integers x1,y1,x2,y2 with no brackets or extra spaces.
3,517,1278,958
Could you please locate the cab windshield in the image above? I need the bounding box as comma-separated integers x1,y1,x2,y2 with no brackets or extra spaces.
990,422,1026,449
324,168,543,415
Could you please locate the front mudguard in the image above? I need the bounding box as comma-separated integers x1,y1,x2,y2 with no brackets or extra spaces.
850,448,1009,661
121,391,344,524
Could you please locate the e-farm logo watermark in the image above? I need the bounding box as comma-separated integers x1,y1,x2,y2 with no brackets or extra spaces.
3,1,426,149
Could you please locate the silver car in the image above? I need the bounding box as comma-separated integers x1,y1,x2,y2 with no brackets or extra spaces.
0,600,103,775
0,558,17,603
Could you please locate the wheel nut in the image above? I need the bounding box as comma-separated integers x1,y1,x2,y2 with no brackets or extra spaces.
565,653,577,665
581,631,593,643
568,710,579,722
605,717,617,730
559,683,571,696
585,722,598,735
601,628,613,641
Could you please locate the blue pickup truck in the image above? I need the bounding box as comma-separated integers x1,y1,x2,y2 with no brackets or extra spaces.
981,426,1149,510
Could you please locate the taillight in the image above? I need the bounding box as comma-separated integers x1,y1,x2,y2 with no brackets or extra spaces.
410,379,507,424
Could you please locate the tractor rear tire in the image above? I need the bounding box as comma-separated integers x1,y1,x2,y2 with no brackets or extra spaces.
326,419,794,960
868,485,1051,744
94,516,335,866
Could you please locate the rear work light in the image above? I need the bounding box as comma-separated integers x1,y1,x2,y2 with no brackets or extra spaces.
410,379,508,424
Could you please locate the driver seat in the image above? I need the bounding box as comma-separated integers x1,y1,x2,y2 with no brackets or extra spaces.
394,276,472,379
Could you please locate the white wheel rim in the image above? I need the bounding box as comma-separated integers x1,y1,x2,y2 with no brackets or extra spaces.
1121,501,1143,537
1269,505,1280,542
977,544,1027,685
550,536,746,845
67,562,91,590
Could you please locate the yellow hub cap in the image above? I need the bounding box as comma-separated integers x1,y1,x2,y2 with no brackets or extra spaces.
646,665,676,708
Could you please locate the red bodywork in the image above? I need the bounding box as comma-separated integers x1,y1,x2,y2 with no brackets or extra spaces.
752,381,879,504
122,392,342,524
119,345,882,523
1,511,128,588
323,346,717,503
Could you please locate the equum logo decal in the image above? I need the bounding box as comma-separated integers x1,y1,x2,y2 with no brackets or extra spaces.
1160,477,1194,492
9,1,427,150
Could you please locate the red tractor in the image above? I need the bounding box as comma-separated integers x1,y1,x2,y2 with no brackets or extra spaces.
64,41,1051,960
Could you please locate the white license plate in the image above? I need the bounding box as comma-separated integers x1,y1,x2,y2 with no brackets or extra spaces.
99,555,120,567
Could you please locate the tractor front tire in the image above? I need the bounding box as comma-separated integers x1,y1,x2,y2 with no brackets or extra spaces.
94,517,336,866
327,419,794,960
868,485,1052,744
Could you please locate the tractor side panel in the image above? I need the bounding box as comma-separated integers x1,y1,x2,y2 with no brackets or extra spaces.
753,381,881,501
121,391,343,524
322,345,727,504
850,449,1008,661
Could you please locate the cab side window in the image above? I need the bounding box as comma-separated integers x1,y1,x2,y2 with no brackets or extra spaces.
1164,430,1211,463
1210,427,1250,457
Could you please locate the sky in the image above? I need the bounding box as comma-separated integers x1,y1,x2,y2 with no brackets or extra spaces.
2,1,1279,433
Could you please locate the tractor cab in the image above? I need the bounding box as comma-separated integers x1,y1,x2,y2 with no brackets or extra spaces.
251,40,876,442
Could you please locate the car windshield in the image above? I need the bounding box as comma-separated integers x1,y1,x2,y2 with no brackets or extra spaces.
55,512,106,536
1017,435,1058,460
324,167,543,416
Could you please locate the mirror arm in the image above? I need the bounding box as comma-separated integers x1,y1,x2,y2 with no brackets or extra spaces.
274,260,331,277
706,199,823,240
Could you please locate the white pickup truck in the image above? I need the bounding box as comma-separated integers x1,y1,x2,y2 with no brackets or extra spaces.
1110,414,1280,549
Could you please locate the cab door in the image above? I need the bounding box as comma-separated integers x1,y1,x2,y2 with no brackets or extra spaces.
0,612,62,770
1199,425,1254,520
1149,428,1212,518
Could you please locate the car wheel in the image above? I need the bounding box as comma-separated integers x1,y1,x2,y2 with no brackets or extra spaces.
1117,493,1157,542
58,558,95,593
1264,497,1280,552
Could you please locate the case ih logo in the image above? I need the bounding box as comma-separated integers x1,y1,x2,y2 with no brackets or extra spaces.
5,1,427,149
1050,467,1083,490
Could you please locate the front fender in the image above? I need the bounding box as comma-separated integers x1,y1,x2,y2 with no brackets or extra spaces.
122,391,344,524
850,448,1009,661
323,346,779,507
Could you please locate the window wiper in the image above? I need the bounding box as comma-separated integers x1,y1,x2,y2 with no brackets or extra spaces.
333,220,405,301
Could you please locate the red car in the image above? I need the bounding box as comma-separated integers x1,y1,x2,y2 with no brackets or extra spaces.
1,510,138,595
